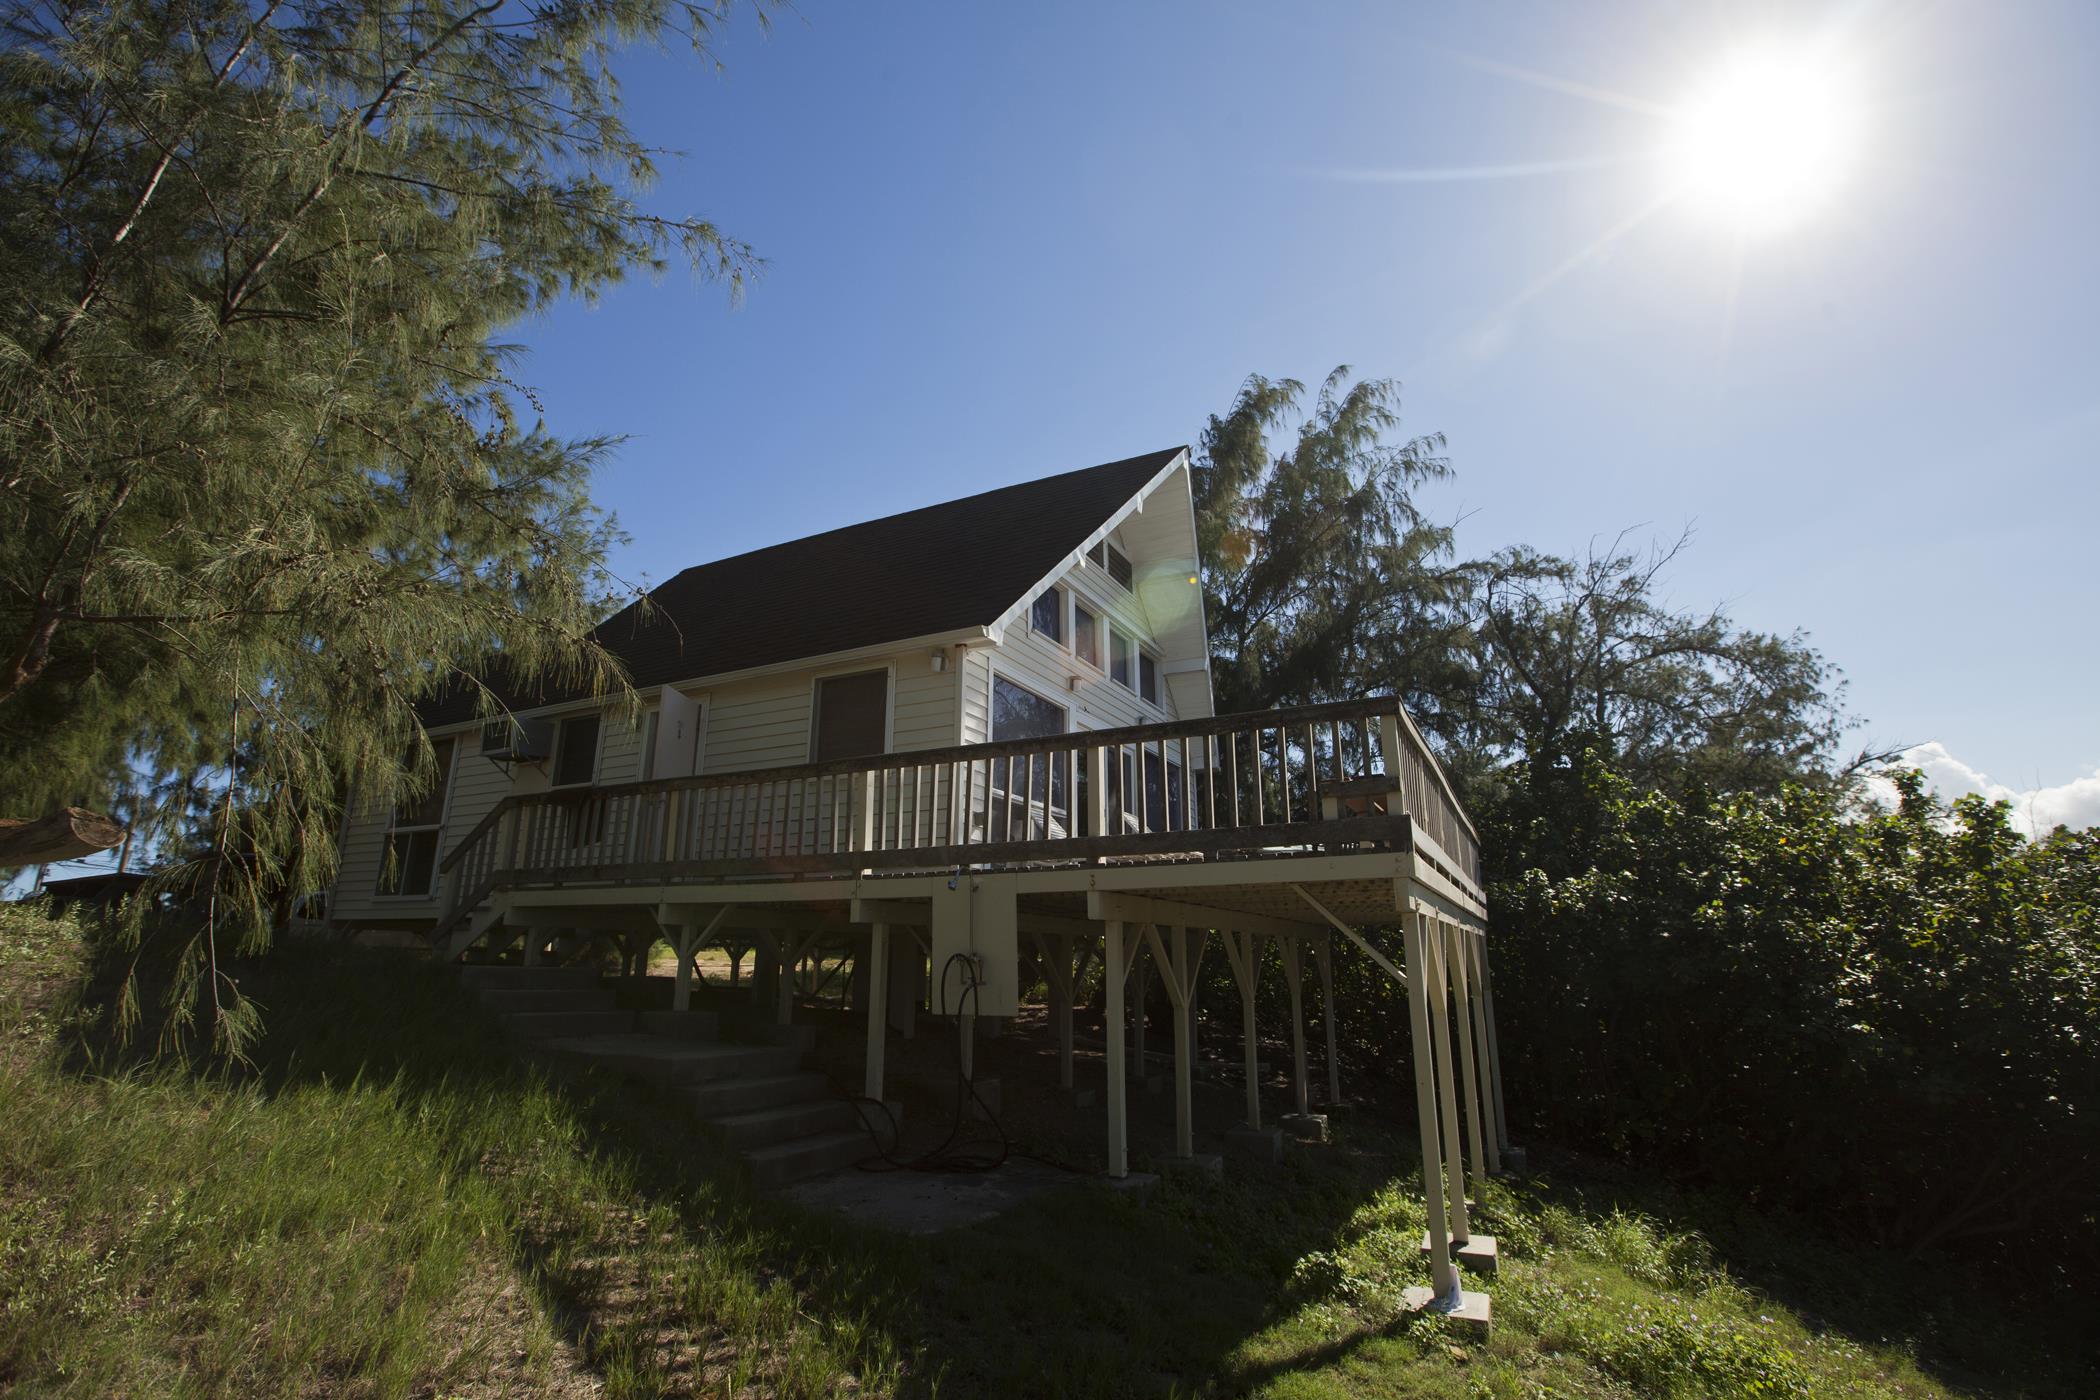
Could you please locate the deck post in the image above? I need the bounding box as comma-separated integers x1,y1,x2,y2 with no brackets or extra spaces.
1281,936,1309,1116
1404,912,1460,1302
864,922,891,1103
670,924,694,1012
1316,934,1341,1107
1104,918,1129,1178
1478,932,1511,1152
1222,930,1265,1129
1424,912,1471,1243
1459,927,1501,1171
1051,933,1076,1090
1445,919,1492,1200
1145,925,1199,1160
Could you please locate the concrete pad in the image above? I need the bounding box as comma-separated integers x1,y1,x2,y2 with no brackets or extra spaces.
1280,1112,1329,1143
1223,1124,1283,1164
776,1157,1084,1235
1402,1285,1491,1337
1161,1153,1224,1182
1420,1232,1500,1274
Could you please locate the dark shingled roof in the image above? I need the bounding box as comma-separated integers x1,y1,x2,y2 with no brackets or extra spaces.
419,447,1185,727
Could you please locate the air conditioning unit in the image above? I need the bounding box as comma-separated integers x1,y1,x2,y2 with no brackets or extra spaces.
480,715,552,763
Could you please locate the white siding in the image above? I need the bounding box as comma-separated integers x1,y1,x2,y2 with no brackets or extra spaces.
968,556,1177,742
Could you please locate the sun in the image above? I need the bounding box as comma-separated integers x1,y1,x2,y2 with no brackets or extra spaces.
1665,43,1862,234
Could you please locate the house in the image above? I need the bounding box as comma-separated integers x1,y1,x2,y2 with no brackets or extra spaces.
328,447,1504,1316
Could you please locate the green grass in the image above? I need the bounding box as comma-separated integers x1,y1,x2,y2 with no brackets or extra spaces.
1,902,2088,1398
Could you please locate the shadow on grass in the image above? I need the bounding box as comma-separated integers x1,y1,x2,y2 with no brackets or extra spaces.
45,923,2096,1400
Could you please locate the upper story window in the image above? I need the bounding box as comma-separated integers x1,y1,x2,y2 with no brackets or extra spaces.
1073,601,1100,668
552,713,600,787
1109,626,1134,687
1088,540,1134,591
812,669,888,762
1031,586,1064,643
378,736,454,897
1139,651,1161,705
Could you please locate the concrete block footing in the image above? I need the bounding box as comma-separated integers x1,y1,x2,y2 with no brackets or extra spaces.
1496,1145,1529,1176
1280,1112,1330,1143
1420,1232,1500,1273
1223,1124,1284,1164
1402,1285,1492,1337
1060,1084,1097,1110
1162,1152,1224,1182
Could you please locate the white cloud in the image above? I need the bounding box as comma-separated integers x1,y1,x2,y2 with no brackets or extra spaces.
1862,742,2100,839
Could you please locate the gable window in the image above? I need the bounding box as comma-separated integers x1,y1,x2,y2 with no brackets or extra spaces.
812,669,888,762
1088,541,1134,592
1139,651,1161,706
1109,626,1134,687
1031,585,1065,644
1073,602,1100,668
378,736,454,897
553,714,600,787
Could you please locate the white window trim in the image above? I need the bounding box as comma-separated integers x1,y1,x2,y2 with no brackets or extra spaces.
375,736,461,899
1030,583,1067,647
807,661,897,763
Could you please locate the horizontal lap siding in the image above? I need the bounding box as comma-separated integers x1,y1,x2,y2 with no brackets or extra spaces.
335,738,509,923
981,559,1177,739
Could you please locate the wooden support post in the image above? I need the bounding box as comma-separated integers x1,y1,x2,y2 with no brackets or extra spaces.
1316,934,1341,1107
1144,925,1200,1160
1424,913,1471,1243
1104,919,1129,1178
1049,933,1076,1090
1478,934,1511,1151
1445,920,1492,1200
1281,937,1310,1116
1132,951,1151,1085
671,925,695,1011
1405,914,1460,1302
864,922,891,1103
1221,930,1265,1129
522,930,543,967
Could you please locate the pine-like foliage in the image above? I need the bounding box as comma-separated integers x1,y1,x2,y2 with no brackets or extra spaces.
0,0,756,1049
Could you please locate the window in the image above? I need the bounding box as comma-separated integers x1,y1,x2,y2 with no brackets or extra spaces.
1089,540,1133,591
1031,586,1064,643
992,675,1067,836
1139,651,1161,705
1073,602,1100,668
553,713,600,787
640,710,660,782
1109,626,1134,687
812,670,888,762
378,736,454,897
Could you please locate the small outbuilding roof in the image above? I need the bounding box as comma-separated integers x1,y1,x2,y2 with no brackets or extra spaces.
419,446,1188,726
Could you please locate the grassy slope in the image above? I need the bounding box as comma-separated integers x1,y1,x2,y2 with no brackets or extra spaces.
1,904,2088,1399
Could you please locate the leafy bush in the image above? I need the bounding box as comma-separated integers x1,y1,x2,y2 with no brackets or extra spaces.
1482,753,2100,1271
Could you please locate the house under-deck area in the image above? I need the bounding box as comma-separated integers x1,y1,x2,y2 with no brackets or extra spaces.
429,694,1506,1321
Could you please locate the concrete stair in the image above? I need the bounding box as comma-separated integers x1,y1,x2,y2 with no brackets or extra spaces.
458,962,873,1186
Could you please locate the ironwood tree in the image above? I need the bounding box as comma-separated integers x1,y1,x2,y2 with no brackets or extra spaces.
0,0,761,1046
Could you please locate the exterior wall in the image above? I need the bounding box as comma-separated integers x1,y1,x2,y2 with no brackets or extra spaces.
964,543,1180,743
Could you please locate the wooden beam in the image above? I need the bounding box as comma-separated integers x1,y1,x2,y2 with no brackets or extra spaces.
850,897,931,925
1290,883,1405,987
1104,919,1129,1178
1089,890,1319,941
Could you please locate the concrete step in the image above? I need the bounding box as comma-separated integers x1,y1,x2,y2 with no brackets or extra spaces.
744,1130,872,1189
688,1071,833,1118
543,1035,802,1084
637,1009,722,1040
704,1099,858,1151
479,987,618,1014
500,1009,635,1039
461,965,602,991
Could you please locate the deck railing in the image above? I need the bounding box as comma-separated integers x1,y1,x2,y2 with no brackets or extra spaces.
437,696,1480,922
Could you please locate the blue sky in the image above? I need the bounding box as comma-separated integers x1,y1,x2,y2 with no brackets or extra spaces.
507,0,2096,821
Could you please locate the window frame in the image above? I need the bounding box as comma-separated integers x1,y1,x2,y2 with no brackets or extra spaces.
807,664,895,764
987,663,1071,837
550,711,603,789
1030,584,1066,645
1071,598,1101,670
375,735,458,899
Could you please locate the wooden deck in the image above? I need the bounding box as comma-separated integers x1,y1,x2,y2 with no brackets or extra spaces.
433,696,1482,947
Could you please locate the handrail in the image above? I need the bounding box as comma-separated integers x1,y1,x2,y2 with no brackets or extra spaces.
435,694,1481,901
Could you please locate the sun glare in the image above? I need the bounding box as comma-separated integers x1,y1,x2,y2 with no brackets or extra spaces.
1666,43,1861,234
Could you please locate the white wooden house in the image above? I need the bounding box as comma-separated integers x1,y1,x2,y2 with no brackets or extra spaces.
329,447,1503,1317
